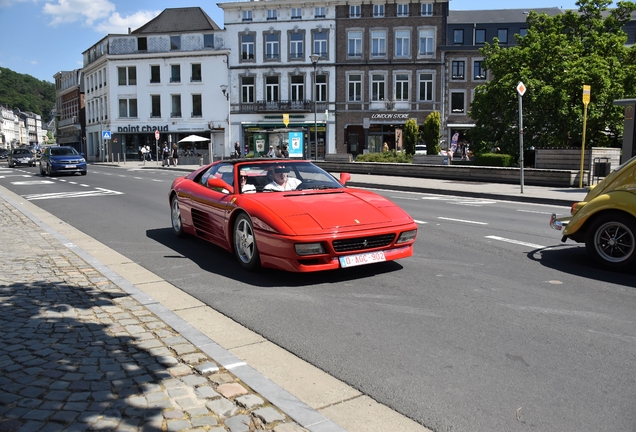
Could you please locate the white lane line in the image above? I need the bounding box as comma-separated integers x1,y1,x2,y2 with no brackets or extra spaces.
413,219,428,224
438,216,488,225
517,209,554,215
23,188,124,201
485,235,546,249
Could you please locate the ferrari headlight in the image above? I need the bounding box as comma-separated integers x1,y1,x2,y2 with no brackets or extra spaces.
295,243,325,256
396,229,417,244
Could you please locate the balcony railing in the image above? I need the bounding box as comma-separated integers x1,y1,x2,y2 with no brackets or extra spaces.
235,100,316,113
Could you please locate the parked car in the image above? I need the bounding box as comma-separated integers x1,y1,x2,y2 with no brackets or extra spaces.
550,154,636,270
7,148,36,167
415,144,427,155
39,146,87,176
170,159,418,272
0,148,8,160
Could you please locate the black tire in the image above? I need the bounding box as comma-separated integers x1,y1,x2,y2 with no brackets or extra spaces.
585,212,636,271
81,171,87,176
233,213,260,270
46,164,53,177
170,195,184,237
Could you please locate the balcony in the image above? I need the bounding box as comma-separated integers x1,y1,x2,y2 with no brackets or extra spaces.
235,100,315,113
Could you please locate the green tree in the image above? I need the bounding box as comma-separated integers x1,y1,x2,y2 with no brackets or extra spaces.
469,0,636,162
422,111,441,156
0,67,55,123
403,118,419,155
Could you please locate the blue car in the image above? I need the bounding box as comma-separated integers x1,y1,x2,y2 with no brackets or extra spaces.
39,146,87,176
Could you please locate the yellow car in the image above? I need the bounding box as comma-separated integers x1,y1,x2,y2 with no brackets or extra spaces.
550,154,636,270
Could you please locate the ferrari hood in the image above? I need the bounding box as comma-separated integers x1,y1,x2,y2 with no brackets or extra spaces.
255,190,411,233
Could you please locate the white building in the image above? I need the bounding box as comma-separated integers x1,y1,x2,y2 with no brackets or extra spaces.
218,0,337,159
0,105,21,148
82,7,229,163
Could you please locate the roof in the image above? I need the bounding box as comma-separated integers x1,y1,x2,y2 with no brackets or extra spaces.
449,8,564,24
132,7,221,34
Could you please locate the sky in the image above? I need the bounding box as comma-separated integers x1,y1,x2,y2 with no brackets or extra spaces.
0,0,582,84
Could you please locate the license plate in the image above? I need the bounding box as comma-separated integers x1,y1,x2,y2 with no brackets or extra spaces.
64,165,76,168
339,251,386,268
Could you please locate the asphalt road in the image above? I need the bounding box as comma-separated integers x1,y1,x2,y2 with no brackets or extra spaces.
1,163,635,432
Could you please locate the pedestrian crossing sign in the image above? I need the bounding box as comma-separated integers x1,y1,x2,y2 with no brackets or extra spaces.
102,131,111,140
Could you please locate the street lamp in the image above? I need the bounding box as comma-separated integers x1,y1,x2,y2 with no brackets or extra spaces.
220,84,230,160
310,54,320,160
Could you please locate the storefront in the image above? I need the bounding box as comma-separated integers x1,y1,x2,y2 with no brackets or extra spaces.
341,112,422,157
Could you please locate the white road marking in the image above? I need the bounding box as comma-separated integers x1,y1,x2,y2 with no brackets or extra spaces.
1,175,32,179
23,188,124,201
413,219,428,224
485,235,546,249
517,209,554,215
438,217,488,225
11,180,55,185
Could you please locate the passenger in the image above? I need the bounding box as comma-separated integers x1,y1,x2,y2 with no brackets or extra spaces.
240,171,256,193
263,165,301,191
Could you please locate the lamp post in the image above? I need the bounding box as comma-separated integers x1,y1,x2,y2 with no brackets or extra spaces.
220,84,230,160
310,54,320,160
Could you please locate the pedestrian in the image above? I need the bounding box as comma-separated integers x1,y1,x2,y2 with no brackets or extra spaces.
275,145,283,158
144,144,152,161
234,141,241,158
282,144,289,158
267,145,276,158
171,144,179,166
162,142,171,166
383,142,389,153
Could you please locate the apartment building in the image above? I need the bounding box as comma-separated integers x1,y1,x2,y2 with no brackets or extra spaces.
335,1,448,156
81,7,228,163
54,69,85,153
218,0,337,159
0,105,22,148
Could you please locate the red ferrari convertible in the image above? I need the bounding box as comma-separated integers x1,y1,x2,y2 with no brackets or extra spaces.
169,159,417,272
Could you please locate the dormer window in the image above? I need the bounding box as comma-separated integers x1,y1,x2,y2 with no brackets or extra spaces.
267,9,277,20
242,10,252,22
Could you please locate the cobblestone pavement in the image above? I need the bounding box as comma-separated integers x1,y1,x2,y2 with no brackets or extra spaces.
0,198,308,432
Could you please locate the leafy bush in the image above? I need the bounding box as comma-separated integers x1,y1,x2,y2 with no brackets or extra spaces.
474,153,513,167
355,150,412,163
422,112,441,156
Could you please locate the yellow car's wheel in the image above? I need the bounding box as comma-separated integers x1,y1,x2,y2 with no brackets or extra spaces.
585,212,636,270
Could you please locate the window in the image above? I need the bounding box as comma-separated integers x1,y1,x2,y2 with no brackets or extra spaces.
371,30,386,57
419,29,434,56
313,31,327,57
242,10,252,21
453,29,464,44
151,95,161,117
170,65,181,83
418,73,433,101
204,34,215,48
118,98,137,118
290,33,304,59
118,66,136,85
498,29,508,43
242,76,255,103
192,94,202,117
475,29,486,44
348,31,362,57
348,74,362,102
373,4,385,17
265,33,279,60
350,5,361,18
290,75,304,101
519,28,527,37
171,95,181,117
395,74,409,101
170,35,181,51
315,7,325,18
395,30,410,57
266,76,279,102
451,92,465,113
267,9,277,20
397,3,409,17
191,64,201,82
292,8,302,19
150,65,160,83
474,61,487,80
137,37,147,51
421,3,433,16
371,74,385,101
241,34,255,61
451,61,465,80
315,75,327,102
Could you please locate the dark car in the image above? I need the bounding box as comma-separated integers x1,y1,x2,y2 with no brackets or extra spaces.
0,148,8,160
8,148,36,167
39,146,87,176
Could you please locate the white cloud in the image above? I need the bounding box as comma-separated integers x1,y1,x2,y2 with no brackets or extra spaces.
94,10,159,34
43,0,115,26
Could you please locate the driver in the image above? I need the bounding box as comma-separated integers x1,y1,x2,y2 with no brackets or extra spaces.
264,165,301,191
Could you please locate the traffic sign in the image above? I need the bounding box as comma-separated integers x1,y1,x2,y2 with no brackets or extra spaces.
102,130,111,140
155,130,160,140
516,82,526,96
582,85,591,105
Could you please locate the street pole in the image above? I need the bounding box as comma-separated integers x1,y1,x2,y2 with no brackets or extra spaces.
310,54,320,161
221,84,230,161
516,82,526,194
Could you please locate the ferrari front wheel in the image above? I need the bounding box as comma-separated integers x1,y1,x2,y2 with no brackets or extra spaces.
234,213,260,270
171,195,184,237
585,212,636,271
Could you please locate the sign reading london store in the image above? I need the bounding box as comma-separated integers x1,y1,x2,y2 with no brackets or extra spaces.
117,125,169,133
370,113,410,119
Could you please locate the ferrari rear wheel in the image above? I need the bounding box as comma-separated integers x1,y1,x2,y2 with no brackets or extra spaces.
234,213,260,270
171,195,184,237
585,212,636,271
